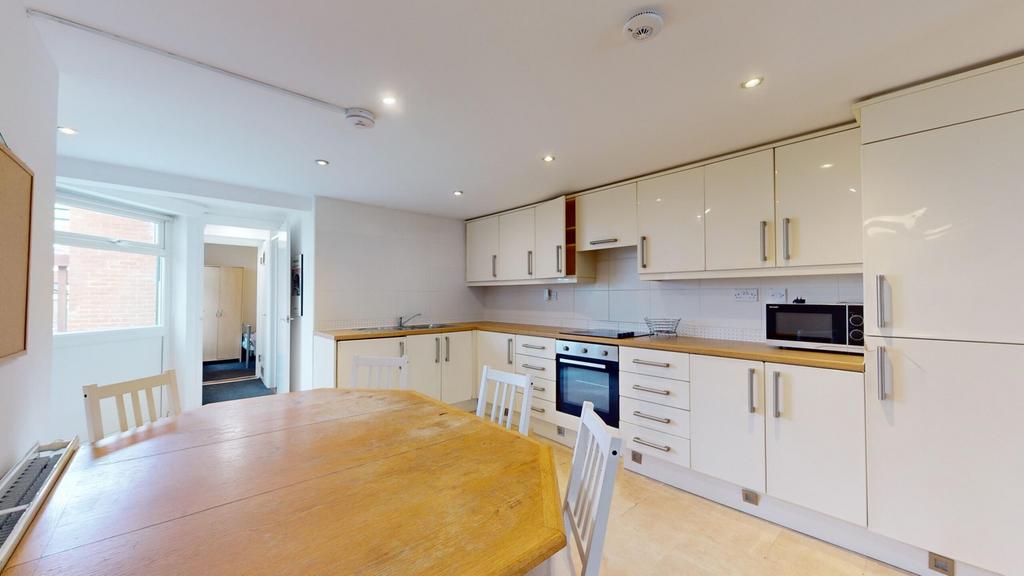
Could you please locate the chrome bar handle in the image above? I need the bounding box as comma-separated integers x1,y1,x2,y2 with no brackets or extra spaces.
772,371,781,418
633,437,671,452
747,368,756,413
532,385,546,392
531,406,546,413
521,363,546,371
632,358,670,368
633,410,671,424
760,220,768,262
782,217,791,261
527,250,533,276
877,346,887,401
875,274,886,328
632,384,671,396
491,254,497,278
507,338,513,365
556,245,562,273
640,235,648,269
399,341,405,356
590,238,618,245
522,343,545,350
434,337,440,363
445,336,450,363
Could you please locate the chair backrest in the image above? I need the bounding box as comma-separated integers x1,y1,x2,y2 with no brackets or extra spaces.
564,401,623,576
82,370,182,443
350,355,409,390
475,365,534,436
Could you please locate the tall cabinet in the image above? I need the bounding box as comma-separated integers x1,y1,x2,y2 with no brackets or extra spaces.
203,266,243,362
857,58,1024,576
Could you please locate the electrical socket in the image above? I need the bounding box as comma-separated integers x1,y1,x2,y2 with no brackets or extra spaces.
733,288,759,302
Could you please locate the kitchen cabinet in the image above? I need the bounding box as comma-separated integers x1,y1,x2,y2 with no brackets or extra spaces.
865,337,1024,576
465,216,500,282
475,331,514,387
405,334,444,399
336,337,406,387
862,110,1024,344
704,150,775,271
765,363,865,526
690,355,765,492
637,168,705,274
576,182,637,251
774,128,861,267
202,266,243,361
533,197,566,279
440,331,475,404
498,208,535,280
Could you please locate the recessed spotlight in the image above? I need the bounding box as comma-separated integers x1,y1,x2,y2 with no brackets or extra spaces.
543,154,555,163
57,126,78,135
381,96,397,106
453,190,464,196
740,77,763,89
849,187,857,193
315,159,330,166
820,163,834,169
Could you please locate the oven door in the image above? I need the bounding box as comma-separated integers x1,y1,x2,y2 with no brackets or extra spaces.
766,304,847,347
556,356,619,428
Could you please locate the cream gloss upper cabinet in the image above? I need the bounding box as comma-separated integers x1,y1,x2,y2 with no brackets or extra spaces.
704,150,775,271
533,197,565,279
637,168,705,274
774,128,862,267
576,183,637,251
465,216,500,282
498,208,535,280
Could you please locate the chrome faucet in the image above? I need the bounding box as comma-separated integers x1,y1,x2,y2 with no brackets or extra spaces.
397,313,422,328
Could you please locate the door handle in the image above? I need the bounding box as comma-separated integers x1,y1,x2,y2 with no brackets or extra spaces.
782,217,791,261
399,341,405,356
633,410,670,424
507,338,513,365
747,368,756,413
521,363,546,371
556,245,562,273
532,385,546,392
527,250,533,276
760,220,768,262
875,274,886,328
772,371,781,418
522,343,546,350
876,346,887,401
633,437,671,452
632,358,670,368
632,384,670,396
434,337,440,363
445,336,450,363
492,255,497,278
590,238,618,245
640,235,648,269
531,406,546,413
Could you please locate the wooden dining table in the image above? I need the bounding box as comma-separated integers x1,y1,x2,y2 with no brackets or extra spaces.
3,389,565,575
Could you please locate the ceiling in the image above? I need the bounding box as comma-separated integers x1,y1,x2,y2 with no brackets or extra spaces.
27,0,1024,219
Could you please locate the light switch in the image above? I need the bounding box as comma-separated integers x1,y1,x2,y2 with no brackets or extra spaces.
767,289,787,303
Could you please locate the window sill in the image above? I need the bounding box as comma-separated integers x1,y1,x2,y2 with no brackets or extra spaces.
53,326,167,349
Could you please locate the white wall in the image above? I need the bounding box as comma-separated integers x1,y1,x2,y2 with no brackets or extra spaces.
0,2,58,471
289,210,315,391
314,196,484,330
204,243,258,330
483,247,862,341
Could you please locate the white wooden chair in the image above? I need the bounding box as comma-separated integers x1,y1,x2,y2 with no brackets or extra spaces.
530,401,623,576
475,365,534,436
82,370,182,443
349,355,409,390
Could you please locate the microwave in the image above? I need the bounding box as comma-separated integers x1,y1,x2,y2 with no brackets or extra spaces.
765,303,864,353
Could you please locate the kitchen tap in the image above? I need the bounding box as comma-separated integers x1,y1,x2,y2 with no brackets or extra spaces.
397,313,422,328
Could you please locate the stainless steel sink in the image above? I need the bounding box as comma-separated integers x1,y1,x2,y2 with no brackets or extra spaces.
352,323,453,332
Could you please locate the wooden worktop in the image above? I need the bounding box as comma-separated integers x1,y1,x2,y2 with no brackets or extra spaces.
4,390,564,576
316,321,865,372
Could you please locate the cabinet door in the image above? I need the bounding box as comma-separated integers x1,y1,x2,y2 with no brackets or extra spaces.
862,111,1024,344
405,334,442,399
576,183,637,251
774,129,861,267
498,208,535,280
441,331,475,404
705,150,775,270
465,216,500,282
475,331,514,388
865,337,1024,576
217,266,244,360
533,197,565,279
202,266,220,362
637,168,705,274
336,337,406,387
690,356,765,492
765,363,865,526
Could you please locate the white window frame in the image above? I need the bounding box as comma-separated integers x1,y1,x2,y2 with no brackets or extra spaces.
53,191,172,338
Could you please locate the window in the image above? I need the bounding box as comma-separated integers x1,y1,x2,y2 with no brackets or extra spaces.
53,195,167,334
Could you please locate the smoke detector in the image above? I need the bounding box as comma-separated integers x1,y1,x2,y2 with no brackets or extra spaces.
623,10,664,41
345,108,376,129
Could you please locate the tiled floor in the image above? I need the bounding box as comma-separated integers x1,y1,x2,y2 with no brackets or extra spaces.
537,436,908,576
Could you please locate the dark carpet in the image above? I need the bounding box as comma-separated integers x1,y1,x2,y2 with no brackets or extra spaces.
202,357,256,383
202,378,274,405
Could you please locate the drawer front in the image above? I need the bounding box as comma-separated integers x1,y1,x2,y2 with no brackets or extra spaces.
529,376,555,403
515,335,556,359
515,354,555,381
620,347,690,381
620,421,691,468
529,398,577,429
620,371,690,410
620,396,690,439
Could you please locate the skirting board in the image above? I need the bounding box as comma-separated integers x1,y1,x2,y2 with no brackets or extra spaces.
624,455,1000,576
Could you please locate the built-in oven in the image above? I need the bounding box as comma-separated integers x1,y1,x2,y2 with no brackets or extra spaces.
765,303,864,353
555,340,619,428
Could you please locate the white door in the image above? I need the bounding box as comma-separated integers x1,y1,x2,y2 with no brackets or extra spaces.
862,111,1024,344
705,150,775,270
202,266,219,362
637,168,705,274
217,267,243,361
498,208,535,280
337,337,406,387
765,363,866,526
774,128,861,267
268,231,291,391
441,331,475,404
576,183,637,251
476,331,514,383
405,334,442,399
865,337,1024,576
255,245,268,385
466,216,500,282
533,197,565,279
690,355,765,492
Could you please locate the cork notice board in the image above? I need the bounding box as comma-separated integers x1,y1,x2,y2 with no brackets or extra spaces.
0,143,33,361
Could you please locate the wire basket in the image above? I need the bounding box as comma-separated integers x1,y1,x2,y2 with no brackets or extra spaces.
644,317,680,337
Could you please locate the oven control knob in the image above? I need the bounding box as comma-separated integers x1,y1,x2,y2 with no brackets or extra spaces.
562,345,569,351
581,348,588,354
850,314,864,327
601,350,609,356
